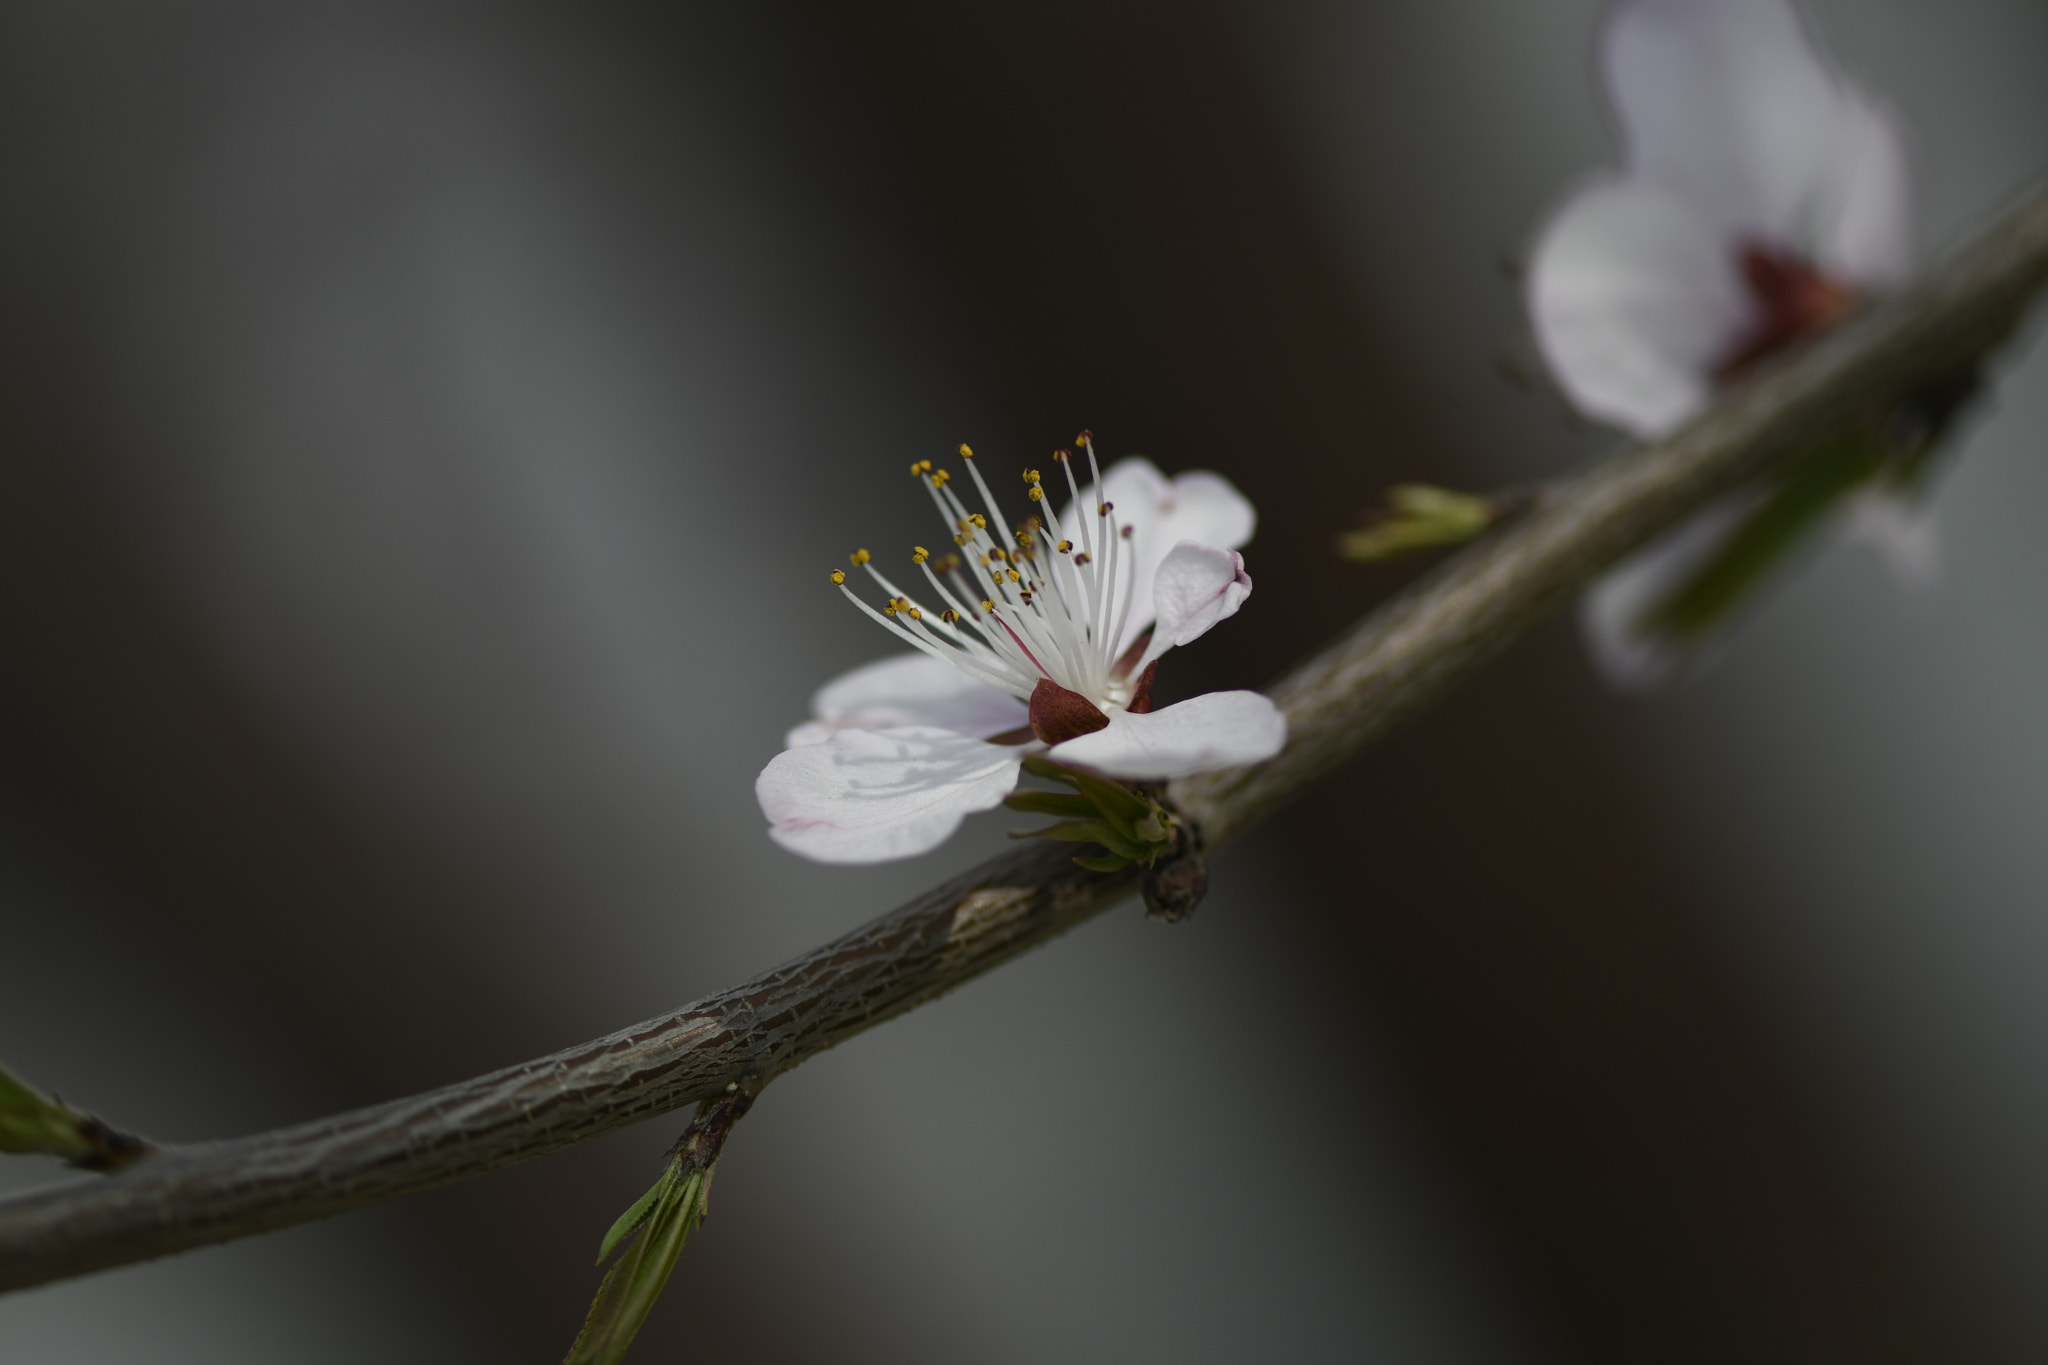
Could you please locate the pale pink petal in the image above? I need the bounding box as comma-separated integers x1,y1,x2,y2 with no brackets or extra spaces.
1527,177,1749,439
1580,493,1759,691
1841,487,1939,593
1813,91,1914,287
1047,690,1285,780
786,651,1027,747
756,726,1025,864
1108,463,1258,558
1095,456,1175,525
1604,0,1851,243
1067,457,1256,653
1136,542,1253,672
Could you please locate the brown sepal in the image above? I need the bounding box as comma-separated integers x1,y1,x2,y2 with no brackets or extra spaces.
984,724,1040,746
1126,660,1159,714
1029,678,1111,745
1110,629,1153,680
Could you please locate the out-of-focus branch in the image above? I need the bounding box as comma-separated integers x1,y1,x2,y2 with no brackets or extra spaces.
2,179,2045,1295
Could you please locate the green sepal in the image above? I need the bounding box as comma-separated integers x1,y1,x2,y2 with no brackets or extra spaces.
1003,790,1100,819
566,1163,711,1365
596,1167,674,1265
1065,770,1152,832
1019,819,1153,862
1072,853,1132,873
1020,754,1076,783
1642,426,1890,639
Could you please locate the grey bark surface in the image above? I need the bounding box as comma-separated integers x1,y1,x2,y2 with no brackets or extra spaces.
3,179,2046,1294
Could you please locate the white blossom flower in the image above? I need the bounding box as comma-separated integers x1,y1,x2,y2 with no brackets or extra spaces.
756,439,1286,864
1526,0,1929,688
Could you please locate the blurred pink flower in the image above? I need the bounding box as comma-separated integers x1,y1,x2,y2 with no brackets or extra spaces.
756,441,1284,864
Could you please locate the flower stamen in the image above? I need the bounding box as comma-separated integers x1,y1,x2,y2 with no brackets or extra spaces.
832,436,1160,711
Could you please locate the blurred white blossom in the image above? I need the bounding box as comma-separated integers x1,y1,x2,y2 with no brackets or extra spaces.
1526,0,1930,688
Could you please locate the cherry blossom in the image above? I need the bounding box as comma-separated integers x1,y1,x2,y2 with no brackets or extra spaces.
1525,0,1929,687
756,438,1285,864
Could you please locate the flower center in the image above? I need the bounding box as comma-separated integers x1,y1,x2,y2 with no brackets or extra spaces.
1715,241,1857,381
828,433,1151,717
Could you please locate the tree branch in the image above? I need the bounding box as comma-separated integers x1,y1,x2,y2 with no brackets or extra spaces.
4,179,2046,1295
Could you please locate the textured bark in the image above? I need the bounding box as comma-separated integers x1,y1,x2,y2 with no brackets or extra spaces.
2,178,2045,1294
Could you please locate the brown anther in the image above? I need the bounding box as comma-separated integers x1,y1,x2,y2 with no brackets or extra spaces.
1074,552,1092,565
1076,429,1094,445
1053,448,1070,463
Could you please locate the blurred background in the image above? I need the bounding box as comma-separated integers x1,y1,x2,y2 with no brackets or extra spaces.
1,1,2045,1359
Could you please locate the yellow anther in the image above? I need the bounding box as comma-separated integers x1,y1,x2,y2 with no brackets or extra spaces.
968,513,987,529
981,599,994,612
931,469,951,488
830,569,846,585
1022,469,1041,484
912,546,930,564
941,609,960,624
1006,568,1021,583
938,555,961,572
954,532,969,546
958,443,974,458
989,546,1006,562
1053,448,1070,463
1015,532,1033,549
908,607,922,621
850,548,871,566
1057,539,1072,553
883,601,897,616
1027,486,1043,501
1076,429,1093,445
910,459,932,477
